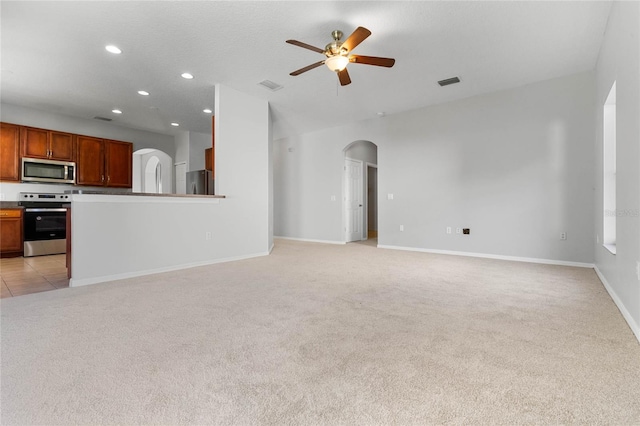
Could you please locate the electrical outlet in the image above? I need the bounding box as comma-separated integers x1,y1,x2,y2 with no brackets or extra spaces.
456,228,461,234
205,231,212,240
560,232,567,240
387,194,394,200
331,195,336,201
446,227,452,234
400,225,404,232
463,228,470,235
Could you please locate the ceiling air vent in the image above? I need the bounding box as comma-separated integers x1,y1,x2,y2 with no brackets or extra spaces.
93,116,113,122
438,76,461,87
258,80,283,91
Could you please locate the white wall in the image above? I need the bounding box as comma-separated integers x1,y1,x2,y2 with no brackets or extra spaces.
188,131,211,172
345,140,377,165
593,1,640,341
215,83,271,255
274,71,596,264
0,103,175,154
174,131,190,167
70,84,271,286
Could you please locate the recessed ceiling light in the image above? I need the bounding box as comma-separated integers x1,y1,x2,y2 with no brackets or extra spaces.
171,122,180,127
105,45,122,54
181,73,194,79
138,90,150,96
112,109,122,114
203,108,212,114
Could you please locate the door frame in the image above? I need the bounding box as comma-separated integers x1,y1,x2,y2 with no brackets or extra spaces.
364,163,378,240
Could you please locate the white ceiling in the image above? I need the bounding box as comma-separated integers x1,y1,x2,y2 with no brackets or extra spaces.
1,1,612,141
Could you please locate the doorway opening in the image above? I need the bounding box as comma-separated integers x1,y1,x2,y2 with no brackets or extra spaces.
343,140,378,243
133,149,173,194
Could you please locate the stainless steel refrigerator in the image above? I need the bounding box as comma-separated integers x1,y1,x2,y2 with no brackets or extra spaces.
186,170,214,195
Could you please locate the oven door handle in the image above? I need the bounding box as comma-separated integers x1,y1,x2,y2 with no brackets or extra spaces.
24,208,68,213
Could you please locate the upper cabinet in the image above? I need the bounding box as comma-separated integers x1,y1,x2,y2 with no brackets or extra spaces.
205,147,213,173
104,140,132,188
76,136,132,188
1,122,133,187
21,126,74,161
0,123,21,181
76,135,104,186
206,115,215,176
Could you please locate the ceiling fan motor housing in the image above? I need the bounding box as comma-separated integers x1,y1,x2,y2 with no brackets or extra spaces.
325,30,348,57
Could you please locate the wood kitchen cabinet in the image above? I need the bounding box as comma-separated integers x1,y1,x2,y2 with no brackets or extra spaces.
21,126,74,161
0,209,23,258
76,135,104,186
76,136,132,187
104,140,133,188
0,123,21,182
205,147,214,173
206,115,215,176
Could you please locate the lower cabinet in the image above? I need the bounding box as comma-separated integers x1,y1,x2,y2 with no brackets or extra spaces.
0,209,23,258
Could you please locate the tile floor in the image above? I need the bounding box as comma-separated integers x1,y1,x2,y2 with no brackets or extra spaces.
0,254,68,298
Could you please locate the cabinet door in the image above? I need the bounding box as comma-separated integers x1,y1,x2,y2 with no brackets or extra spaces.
205,147,212,171
0,123,21,181
49,131,74,161
104,140,132,188
0,210,23,256
21,127,49,159
76,135,104,186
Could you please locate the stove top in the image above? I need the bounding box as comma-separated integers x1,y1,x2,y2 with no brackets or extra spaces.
19,192,71,203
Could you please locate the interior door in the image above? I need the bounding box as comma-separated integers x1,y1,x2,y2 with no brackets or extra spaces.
345,158,363,242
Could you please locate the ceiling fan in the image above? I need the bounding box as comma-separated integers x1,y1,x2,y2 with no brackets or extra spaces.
286,27,395,86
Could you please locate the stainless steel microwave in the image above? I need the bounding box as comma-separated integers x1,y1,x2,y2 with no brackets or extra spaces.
21,158,76,184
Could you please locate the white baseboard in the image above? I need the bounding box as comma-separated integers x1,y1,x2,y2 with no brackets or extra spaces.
69,251,270,288
274,236,346,245
594,266,640,344
377,245,595,268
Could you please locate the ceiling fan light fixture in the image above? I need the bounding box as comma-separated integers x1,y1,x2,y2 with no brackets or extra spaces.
325,55,349,72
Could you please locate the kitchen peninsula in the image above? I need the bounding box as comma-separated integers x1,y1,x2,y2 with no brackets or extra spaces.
65,191,270,288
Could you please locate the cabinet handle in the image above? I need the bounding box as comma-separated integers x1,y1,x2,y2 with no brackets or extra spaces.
101,175,105,183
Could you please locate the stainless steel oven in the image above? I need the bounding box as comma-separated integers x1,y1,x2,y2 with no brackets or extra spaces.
19,192,71,257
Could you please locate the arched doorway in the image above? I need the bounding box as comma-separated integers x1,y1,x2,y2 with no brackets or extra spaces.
133,149,173,194
343,140,378,242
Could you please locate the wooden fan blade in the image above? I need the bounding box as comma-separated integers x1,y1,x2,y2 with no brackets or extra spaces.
341,27,371,52
286,39,325,54
350,55,395,67
290,60,325,76
338,68,351,86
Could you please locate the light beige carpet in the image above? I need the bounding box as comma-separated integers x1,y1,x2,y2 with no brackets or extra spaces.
1,239,639,425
